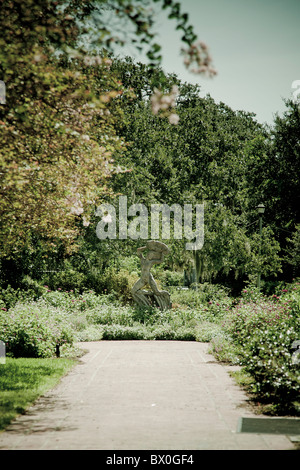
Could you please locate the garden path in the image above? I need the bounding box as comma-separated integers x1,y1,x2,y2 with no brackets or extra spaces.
0,341,296,450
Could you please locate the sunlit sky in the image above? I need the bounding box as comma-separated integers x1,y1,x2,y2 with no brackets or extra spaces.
116,0,300,126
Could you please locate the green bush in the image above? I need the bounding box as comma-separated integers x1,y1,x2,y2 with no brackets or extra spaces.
151,324,176,340
99,267,139,302
277,278,300,309
223,296,300,402
86,304,135,326
174,326,196,341
194,321,223,342
0,285,36,309
0,302,74,358
170,283,232,313
43,269,86,292
74,325,104,342
102,324,150,340
158,270,184,287
20,276,47,299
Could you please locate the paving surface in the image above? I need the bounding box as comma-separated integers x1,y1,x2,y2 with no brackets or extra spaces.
0,341,296,450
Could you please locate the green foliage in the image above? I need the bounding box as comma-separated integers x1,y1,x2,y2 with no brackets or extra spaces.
268,101,300,232
18,264,139,301
19,276,49,299
194,321,223,343
110,60,282,283
284,225,300,277
246,100,300,279
42,269,87,293
0,286,224,355
158,270,184,286
0,2,126,256
0,285,29,310
102,324,150,340
209,331,240,364
98,268,139,302
1,280,299,414
1,1,298,290
86,303,135,327
0,301,74,358
170,283,233,318
222,291,300,404
0,0,206,258
0,357,75,430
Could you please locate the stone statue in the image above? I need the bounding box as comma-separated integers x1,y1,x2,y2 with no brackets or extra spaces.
131,240,171,310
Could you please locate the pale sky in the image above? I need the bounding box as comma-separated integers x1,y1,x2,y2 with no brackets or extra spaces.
117,0,300,126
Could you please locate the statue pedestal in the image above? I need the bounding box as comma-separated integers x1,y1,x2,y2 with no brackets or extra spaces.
133,289,171,310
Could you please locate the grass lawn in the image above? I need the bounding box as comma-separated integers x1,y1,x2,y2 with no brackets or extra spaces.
0,357,76,431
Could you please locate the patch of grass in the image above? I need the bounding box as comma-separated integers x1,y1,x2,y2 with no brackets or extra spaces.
0,357,76,430
229,368,255,390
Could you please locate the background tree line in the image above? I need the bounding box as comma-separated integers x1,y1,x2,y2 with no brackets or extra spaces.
0,0,299,296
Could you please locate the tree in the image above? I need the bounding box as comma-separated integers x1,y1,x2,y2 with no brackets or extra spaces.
284,225,300,278
79,0,216,75
103,59,282,283
0,0,213,258
0,1,122,257
245,100,300,279
269,100,300,230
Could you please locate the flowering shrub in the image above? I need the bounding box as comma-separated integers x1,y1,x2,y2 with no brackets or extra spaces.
276,280,300,309
0,302,74,358
223,297,299,403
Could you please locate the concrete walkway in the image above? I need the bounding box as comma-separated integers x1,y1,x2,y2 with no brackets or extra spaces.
0,341,296,450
